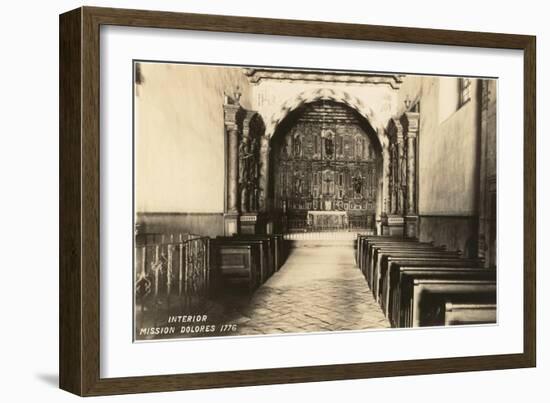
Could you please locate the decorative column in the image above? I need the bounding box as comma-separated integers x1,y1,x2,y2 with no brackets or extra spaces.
390,143,397,215
386,119,405,236
478,80,497,267
478,81,489,262
380,141,391,235
259,135,273,234
239,111,256,213
258,135,270,212
396,133,405,215
239,112,269,235
404,111,419,238
223,97,241,235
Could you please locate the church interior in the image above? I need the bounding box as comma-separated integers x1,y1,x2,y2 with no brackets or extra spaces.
133,63,497,339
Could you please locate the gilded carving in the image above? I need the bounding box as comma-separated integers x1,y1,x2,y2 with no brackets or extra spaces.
273,101,378,213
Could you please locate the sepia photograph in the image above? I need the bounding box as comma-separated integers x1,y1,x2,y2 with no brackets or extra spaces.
133,61,497,341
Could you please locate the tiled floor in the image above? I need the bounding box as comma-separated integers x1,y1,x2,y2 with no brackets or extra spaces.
226,240,390,336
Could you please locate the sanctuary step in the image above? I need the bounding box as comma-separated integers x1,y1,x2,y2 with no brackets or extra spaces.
287,239,356,249
284,230,374,241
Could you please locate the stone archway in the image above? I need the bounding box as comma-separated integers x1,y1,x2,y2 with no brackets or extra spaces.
266,97,386,234
222,88,417,237
264,88,386,143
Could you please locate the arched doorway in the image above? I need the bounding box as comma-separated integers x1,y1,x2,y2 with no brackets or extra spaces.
268,100,383,233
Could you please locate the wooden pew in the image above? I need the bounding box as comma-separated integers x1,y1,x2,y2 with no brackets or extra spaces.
371,248,458,299
412,280,497,327
370,248,456,296
356,234,370,270
358,236,410,268
384,258,483,324
215,237,270,284
360,238,496,330
444,302,497,326
398,271,496,327
363,240,434,280
383,257,482,316
362,239,435,279
368,244,445,290
239,233,287,273
271,234,286,271
231,234,276,280
356,235,409,271
210,241,261,293
356,235,408,267
399,269,496,327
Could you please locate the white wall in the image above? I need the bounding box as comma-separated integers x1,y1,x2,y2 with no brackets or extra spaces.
0,1,546,403
135,63,252,213
397,75,482,216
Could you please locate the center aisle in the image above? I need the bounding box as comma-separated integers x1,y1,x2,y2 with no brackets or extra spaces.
231,239,390,336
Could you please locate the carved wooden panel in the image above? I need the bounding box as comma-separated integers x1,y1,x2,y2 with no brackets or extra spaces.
273,102,378,214
239,113,265,213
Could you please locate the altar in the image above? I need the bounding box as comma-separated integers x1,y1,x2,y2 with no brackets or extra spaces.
307,210,348,230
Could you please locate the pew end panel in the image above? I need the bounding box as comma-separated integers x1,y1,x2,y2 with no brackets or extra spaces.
383,259,484,318
444,303,497,326
411,278,497,327
211,242,261,294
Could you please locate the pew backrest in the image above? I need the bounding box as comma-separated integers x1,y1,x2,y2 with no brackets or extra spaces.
408,277,496,327
370,250,461,293
444,302,497,326
382,258,483,317
215,238,271,283
210,243,260,293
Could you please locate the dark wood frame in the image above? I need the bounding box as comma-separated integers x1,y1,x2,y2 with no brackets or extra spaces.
59,6,536,396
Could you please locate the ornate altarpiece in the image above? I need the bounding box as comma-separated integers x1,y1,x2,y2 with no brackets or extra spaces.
272,101,379,221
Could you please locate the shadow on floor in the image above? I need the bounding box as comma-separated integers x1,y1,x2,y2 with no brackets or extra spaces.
35,373,58,388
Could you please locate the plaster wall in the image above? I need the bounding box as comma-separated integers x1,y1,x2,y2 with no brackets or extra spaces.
134,63,252,214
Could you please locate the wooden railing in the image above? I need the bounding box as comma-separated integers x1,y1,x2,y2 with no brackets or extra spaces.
134,233,210,327
287,218,374,232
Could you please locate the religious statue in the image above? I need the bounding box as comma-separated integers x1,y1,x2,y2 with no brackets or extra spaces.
337,136,343,157
249,187,259,211
285,135,292,158
390,144,398,214
250,136,260,157
352,175,363,196
238,139,253,185
325,136,334,158
294,134,302,156
399,150,407,213
321,129,334,159
295,177,303,196
223,87,242,105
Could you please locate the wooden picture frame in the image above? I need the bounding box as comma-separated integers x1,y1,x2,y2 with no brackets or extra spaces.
59,6,536,396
